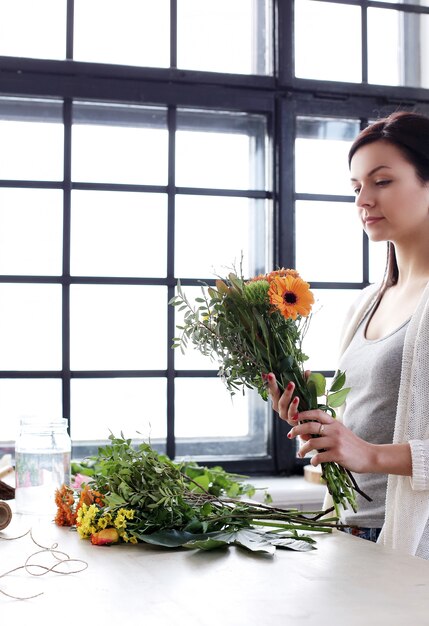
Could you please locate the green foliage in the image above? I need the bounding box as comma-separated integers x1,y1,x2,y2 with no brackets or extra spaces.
76,434,338,554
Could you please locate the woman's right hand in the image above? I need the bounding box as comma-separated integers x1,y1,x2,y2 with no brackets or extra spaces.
263,372,301,426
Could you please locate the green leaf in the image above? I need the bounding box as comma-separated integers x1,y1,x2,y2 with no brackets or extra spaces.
327,387,351,408
185,530,275,554
308,372,326,396
306,379,318,410
184,537,229,551
228,273,244,292
263,533,316,552
330,370,346,393
104,492,127,507
139,529,197,547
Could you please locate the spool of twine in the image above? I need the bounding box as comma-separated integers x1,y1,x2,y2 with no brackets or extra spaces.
0,500,12,530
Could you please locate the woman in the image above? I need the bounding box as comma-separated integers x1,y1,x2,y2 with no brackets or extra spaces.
267,111,429,559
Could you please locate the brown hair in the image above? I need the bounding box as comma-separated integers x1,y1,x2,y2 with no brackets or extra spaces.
349,111,429,286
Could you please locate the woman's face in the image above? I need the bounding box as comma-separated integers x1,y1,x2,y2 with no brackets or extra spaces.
350,139,429,246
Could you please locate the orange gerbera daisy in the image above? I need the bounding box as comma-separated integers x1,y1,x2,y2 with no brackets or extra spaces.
268,275,314,320
248,274,268,283
266,268,300,282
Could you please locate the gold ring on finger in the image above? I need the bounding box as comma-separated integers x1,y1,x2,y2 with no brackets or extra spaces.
318,423,325,436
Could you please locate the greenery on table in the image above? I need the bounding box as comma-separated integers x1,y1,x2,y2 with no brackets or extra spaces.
67,435,339,555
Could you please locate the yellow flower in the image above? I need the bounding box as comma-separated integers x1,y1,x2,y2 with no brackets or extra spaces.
268,275,314,320
97,515,109,530
113,508,135,536
76,503,99,538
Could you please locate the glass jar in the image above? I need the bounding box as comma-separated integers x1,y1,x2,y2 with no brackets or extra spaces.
15,417,71,516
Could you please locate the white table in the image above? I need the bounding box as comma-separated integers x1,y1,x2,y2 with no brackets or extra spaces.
1,508,429,625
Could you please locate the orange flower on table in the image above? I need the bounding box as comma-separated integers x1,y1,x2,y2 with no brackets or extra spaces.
268,274,314,320
75,485,105,523
90,528,120,546
54,484,77,526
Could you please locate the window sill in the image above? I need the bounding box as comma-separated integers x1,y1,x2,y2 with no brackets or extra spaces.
246,474,326,511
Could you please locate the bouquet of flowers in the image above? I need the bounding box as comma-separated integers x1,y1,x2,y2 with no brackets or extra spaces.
170,267,370,516
55,435,338,554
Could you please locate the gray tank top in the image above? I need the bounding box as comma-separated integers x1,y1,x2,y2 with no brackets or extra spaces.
338,308,410,527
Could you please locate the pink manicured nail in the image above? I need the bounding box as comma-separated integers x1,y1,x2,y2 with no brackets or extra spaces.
287,432,292,439
287,382,294,391
267,373,275,381
293,397,299,404
292,414,299,421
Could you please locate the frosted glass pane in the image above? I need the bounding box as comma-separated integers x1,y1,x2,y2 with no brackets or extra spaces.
380,0,429,4
369,9,429,88
302,289,359,372
74,0,169,68
177,133,251,190
295,201,362,282
0,0,66,59
295,118,359,196
71,190,167,277
368,9,401,87
175,196,268,278
70,285,167,370
0,379,62,443
295,1,361,83
0,120,63,181
71,378,167,442
72,123,168,185
0,284,62,370
0,189,63,275
175,378,249,438
177,0,269,75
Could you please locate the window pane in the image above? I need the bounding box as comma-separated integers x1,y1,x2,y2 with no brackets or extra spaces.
0,99,63,181
176,110,268,190
295,118,360,196
368,8,429,88
0,379,62,444
173,285,220,371
71,190,167,277
294,1,361,82
175,196,269,279
0,284,62,370
381,0,429,5
0,0,66,59
175,377,248,437
177,0,271,75
0,189,63,276
70,285,167,370
295,200,362,282
71,378,167,446
72,102,168,185
302,289,359,372
73,0,169,67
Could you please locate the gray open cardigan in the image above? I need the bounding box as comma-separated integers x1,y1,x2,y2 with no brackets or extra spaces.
324,282,429,558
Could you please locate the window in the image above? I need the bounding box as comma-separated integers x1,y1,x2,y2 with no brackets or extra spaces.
1,0,429,474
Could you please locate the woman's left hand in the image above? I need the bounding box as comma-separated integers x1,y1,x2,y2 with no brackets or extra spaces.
288,409,376,474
